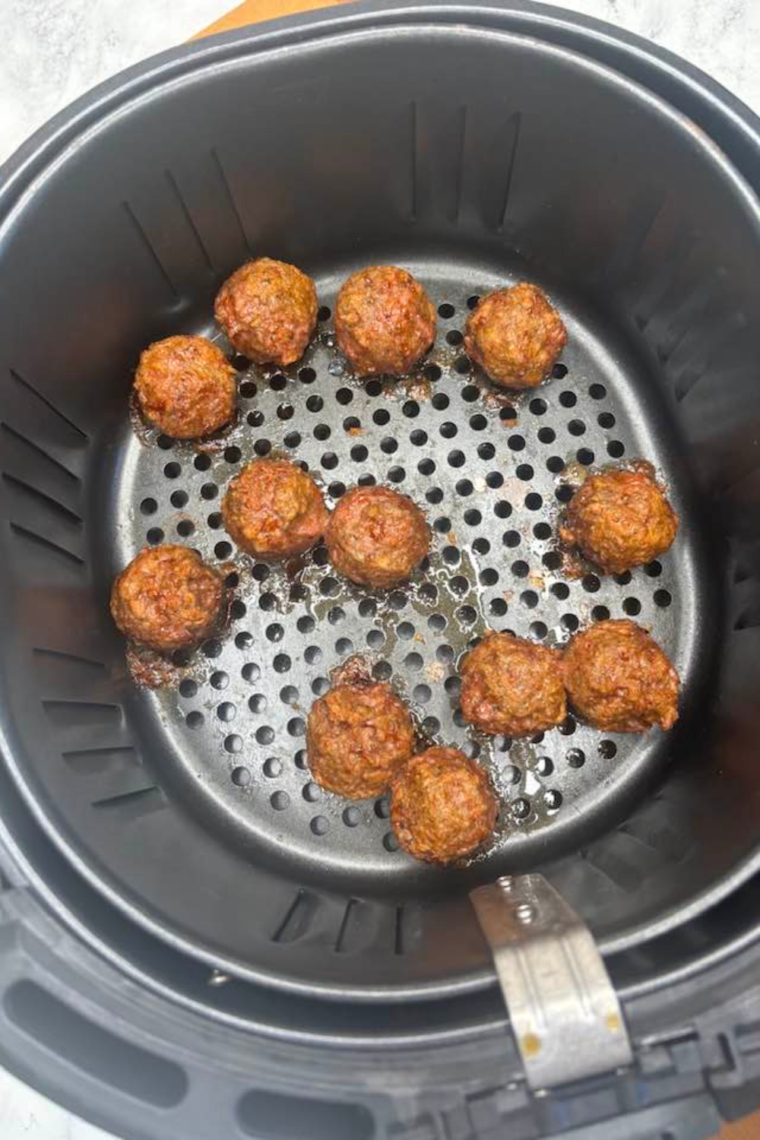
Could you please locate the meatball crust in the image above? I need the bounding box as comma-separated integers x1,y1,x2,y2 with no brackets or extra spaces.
111,545,225,653
222,458,327,560
563,619,679,732
391,747,497,864
326,485,430,588
214,258,317,366
307,681,415,798
335,266,436,376
461,632,566,737
134,335,236,439
560,463,678,574
465,282,567,388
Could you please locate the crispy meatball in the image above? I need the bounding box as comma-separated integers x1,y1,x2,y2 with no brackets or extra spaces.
111,545,225,653
326,485,430,588
134,335,236,439
391,747,497,864
563,619,679,732
461,632,566,737
560,463,678,574
214,258,317,366
222,458,327,560
465,282,567,388
335,266,436,376
307,681,415,798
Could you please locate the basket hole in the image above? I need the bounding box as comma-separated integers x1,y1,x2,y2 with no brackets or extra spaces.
232,766,251,787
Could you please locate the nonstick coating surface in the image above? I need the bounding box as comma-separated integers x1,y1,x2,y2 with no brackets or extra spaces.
111,256,700,890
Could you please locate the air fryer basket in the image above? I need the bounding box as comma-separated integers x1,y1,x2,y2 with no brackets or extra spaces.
2,2,760,1138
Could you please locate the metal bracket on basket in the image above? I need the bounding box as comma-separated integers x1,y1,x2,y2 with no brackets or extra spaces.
471,874,633,1090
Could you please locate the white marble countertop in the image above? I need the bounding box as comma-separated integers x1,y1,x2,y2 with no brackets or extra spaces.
0,0,758,1137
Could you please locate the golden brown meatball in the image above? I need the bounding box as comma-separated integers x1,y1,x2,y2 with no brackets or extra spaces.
214,258,317,366
391,747,497,864
335,266,436,376
133,335,236,439
111,545,225,653
563,619,679,732
560,463,678,575
326,485,430,588
222,458,327,560
307,681,415,798
465,282,567,388
460,632,566,737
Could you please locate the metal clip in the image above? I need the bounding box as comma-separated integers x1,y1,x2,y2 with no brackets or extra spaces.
471,873,633,1089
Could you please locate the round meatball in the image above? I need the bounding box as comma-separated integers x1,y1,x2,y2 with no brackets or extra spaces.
111,545,225,653
326,485,430,588
391,747,497,864
214,258,317,366
134,335,236,439
335,266,436,376
465,282,567,388
563,619,679,732
222,458,327,560
307,681,415,798
461,632,566,737
560,463,678,574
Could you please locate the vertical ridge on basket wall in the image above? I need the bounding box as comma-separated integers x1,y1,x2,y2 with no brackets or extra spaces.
211,147,254,259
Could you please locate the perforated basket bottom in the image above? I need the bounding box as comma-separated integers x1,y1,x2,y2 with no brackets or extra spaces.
112,257,700,888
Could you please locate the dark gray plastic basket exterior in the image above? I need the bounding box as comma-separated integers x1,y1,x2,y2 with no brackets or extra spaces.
1,3,760,1139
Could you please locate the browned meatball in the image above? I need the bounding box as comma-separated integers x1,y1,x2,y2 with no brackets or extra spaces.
326,485,430,588
222,458,327,560
111,545,225,653
133,335,236,439
214,258,317,366
465,282,567,388
563,619,679,732
461,632,566,737
560,463,678,575
335,266,436,376
307,681,415,798
391,747,497,864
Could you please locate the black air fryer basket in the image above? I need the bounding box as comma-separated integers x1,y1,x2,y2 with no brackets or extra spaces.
2,2,760,1138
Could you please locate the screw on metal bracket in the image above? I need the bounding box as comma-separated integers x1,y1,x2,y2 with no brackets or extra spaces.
471,873,633,1089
